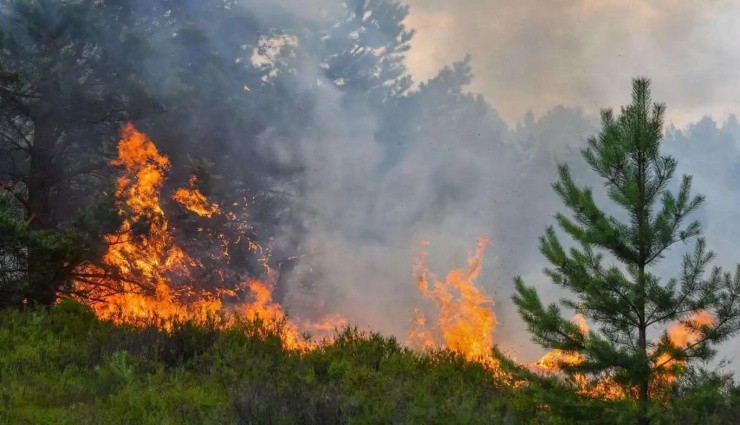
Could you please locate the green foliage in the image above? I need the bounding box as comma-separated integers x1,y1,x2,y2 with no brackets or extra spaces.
0,188,120,306
662,367,740,424
0,301,600,425
0,195,80,307
1,301,736,424
513,78,740,423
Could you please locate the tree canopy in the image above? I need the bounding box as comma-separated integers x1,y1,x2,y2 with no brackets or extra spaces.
513,78,740,424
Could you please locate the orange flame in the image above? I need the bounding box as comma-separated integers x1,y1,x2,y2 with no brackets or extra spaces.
656,310,715,384
76,123,211,325
236,279,307,350
532,314,624,399
667,310,714,348
535,310,716,399
173,175,220,218
535,314,588,372
74,124,344,348
410,238,497,363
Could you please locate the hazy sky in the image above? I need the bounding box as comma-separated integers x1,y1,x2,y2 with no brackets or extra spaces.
404,0,740,125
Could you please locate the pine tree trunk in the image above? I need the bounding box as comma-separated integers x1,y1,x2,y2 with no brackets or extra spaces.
638,324,650,425
636,120,651,425
25,117,58,306
637,265,650,425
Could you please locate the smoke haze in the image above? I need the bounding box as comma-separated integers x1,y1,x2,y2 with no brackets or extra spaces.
209,0,740,366
264,0,740,366
3,0,739,370
404,0,740,125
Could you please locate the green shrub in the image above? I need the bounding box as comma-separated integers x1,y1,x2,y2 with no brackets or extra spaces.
1,301,733,424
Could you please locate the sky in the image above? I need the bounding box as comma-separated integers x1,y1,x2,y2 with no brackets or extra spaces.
404,0,740,126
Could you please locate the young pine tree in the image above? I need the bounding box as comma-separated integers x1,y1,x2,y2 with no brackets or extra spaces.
513,78,740,424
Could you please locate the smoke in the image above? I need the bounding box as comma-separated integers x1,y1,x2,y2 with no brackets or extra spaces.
128,0,740,366
404,0,740,125
664,117,740,269
5,0,738,368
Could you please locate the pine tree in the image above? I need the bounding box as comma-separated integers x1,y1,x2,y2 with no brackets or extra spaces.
513,78,740,424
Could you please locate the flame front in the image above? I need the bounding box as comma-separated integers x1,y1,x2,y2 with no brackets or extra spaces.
73,124,715,402
74,124,343,348
410,238,497,363
76,123,214,325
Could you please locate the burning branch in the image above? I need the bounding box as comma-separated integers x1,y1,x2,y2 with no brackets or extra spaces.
72,123,345,349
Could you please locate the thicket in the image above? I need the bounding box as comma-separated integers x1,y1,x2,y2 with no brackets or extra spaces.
0,300,530,424
0,301,737,424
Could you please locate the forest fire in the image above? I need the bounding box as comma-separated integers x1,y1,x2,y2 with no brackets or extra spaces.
72,123,716,399
4,1,740,421
409,238,497,365
534,310,716,399
76,125,502,359
73,124,340,348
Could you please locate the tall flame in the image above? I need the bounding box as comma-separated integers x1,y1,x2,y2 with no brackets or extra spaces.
76,123,214,325
410,238,497,363
74,124,343,348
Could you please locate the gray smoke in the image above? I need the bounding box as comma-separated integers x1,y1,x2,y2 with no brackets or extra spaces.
214,1,740,368
54,0,738,368
404,0,740,125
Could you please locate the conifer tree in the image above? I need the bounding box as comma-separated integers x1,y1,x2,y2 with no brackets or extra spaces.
513,78,740,424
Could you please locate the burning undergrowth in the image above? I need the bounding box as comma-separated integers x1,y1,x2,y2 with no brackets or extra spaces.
72,123,505,363
73,124,342,349
71,123,707,401
409,237,497,364
531,312,716,400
